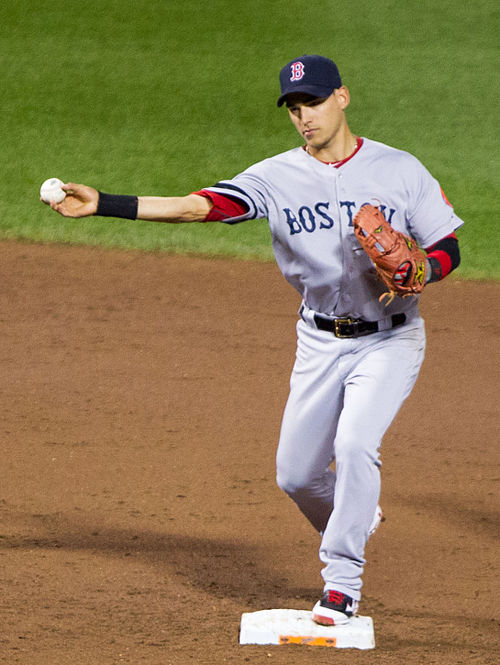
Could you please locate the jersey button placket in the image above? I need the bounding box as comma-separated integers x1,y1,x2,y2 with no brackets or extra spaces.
336,171,354,313
331,167,345,311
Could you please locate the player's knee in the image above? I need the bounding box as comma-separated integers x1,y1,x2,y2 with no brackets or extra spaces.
276,470,300,496
276,466,311,496
276,464,327,498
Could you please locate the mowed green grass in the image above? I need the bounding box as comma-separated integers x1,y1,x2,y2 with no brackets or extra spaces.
1,0,498,278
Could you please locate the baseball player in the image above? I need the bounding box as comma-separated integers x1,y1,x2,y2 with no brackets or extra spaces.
44,55,463,625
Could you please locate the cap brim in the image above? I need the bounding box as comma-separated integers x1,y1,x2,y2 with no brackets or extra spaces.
277,84,335,107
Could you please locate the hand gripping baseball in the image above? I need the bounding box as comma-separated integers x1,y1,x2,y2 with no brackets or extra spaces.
42,182,99,218
353,204,427,305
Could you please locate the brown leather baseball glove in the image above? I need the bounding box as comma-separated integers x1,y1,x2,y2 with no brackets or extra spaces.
353,204,427,305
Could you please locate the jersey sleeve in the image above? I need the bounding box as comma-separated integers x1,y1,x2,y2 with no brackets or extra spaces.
405,156,464,248
201,169,269,224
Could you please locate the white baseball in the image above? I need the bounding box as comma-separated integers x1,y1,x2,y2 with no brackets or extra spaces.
40,178,66,204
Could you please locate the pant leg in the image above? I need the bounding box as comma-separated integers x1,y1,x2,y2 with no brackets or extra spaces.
320,320,426,600
276,319,348,533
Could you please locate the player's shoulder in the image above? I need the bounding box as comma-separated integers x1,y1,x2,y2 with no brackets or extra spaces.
360,138,432,184
362,137,420,162
362,137,427,170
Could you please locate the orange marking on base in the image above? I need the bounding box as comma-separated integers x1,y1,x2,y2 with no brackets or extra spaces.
279,635,337,647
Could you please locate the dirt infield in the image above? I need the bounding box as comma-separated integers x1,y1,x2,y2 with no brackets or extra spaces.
1,240,498,665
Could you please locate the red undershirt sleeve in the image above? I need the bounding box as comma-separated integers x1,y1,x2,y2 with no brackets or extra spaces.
192,189,248,221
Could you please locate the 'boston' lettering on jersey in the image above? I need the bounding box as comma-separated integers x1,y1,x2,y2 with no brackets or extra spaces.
283,201,397,235
283,202,334,234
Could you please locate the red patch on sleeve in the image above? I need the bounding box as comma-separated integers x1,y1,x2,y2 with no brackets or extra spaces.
440,187,453,207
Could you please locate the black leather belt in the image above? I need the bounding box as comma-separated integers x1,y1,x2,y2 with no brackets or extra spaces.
302,308,406,338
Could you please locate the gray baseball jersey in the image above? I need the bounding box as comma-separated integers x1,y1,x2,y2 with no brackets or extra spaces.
205,137,464,320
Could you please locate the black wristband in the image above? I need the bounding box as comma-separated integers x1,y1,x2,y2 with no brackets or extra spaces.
95,192,138,219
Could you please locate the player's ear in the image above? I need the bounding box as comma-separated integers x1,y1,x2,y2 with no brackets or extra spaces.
335,86,350,110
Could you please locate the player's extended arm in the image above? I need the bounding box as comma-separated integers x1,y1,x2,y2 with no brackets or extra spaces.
47,183,212,223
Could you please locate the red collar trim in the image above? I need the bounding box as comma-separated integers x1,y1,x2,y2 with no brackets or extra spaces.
302,136,363,167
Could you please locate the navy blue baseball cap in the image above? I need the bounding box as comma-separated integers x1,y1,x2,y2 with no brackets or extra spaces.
277,55,342,107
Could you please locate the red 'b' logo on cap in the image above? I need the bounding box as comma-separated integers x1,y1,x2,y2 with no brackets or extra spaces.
290,61,305,81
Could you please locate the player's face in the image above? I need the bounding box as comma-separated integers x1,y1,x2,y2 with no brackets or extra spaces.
286,88,350,152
